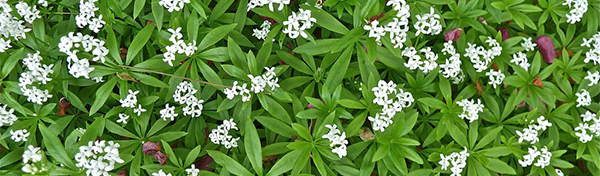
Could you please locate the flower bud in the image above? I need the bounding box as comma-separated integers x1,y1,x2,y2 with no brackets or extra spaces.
153,151,168,165
499,27,510,40
536,36,557,64
444,28,463,42
142,141,161,155
306,103,314,109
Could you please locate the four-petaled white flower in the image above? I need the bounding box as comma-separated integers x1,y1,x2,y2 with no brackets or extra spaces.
511,52,530,71
521,37,537,51
10,129,29,142
160,104,178,121
253,20,272,40
248,0,290,11
414,7,442,36
575,89,591,107
185,164,200,176
163,27,197,66
585,71,600,86
582,32,600,65
0,104,18,127
117,113,130,124
486,69,505,89
159,0,190,12
152,169,173,176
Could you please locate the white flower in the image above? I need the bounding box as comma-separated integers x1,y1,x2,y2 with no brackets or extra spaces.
209,119,240,149
74,140,124,176
439,148,469,176
117,113,129,124
322,124,348,158
465,37,502,72
575,89,591,107
563,0,588,24
456,99,484,123
368,80,413,132
10,129,29,142
120,90,140,109
152,169,173,176
248,0,290,11
15,2,40,23
486,70,505,89
521,37,537,52
519,146,552,168
163,27,197,66
583,32,600,65
92,76,104,83
0,104,18,127
282,9,316,39
0,38,10,52
23,145,43,163
364,20,386,44
174,81,204,118
224,81,252,102
402,47,438,73
22,145,47,174
556,169,564,176
0,1,32,43
252,20,272,40
58,32,108,79
385,17,410,48
414,7,442,36
133,104,147,116
585,71,600,86
76,0,105,32
511,52,530,71
38,0,48,7
185,165,200,176
19,52,54,104
159,0,190,12
516,116,552,144
160,104,178,121
440,41,463,83
574,111,600,143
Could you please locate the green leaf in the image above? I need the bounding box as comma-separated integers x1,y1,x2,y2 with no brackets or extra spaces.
105,120,139,139
185,145,202,167
133,0,146,19
132,72,169,88
258,95,291,123
126,25,155,64
90,77,118,115
484,158,516,175
323,47,353,92
266,150,302,176
208,150,253,176
1,48,26,79
307,6,349,34
255,116,295,138
39,124,76,168
198,24,237,51
244,120,263,175
151,0,163,30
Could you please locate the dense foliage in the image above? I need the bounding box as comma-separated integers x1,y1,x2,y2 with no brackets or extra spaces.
1,0,600,175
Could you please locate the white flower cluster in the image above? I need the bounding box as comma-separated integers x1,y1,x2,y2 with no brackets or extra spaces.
0,1,37,53
439,148,469,176
364,0,410,48
0,104,17,127
174,81,204,118
511,52,530,71
414,7,442,36
22,145,47,174
248,0,290,11
282,9,316,39
464,37,502,72
185,165,200,176
582,32,600,65
58,32,108,79
252,20,271,40
402,46,438,73
152,169,173,176
585,71,600,86
322,124,348,158
76,0,105,33
10,129,29,142
119,90,147,116
485,69,505,89
563,0,588,24
163,27,197,66
456,99,484,123
209,118,240,149
440,41,463,83
518,146,552,168
159,104,178,121
575,89,591,107
19,52,53,104
74,140,124,176
368,80,414,132
15,2,40,24
224,67,279,102
574,111,600,143
159,0,190,12
37,0,48,7
516,116,552,144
